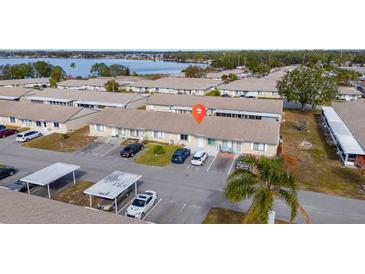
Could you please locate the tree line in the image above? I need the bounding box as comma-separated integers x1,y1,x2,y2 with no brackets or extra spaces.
163,50,365,72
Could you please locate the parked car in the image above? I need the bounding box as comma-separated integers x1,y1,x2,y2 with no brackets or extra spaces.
0,128,19,138
96,190,130,211
191,151,208,166
171,148,191,164
221,94,230,97
0,124,5,131
6,178,35,192
235,158,251,171
120,143,144,158
15,130,42,143
0,166,17,180
125,190,158,219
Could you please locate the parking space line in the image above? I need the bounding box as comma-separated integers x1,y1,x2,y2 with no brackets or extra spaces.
99,145,120,157
227,159,235,175
118,200,132,214
143,198,163,220
206,155,217,172
186,163,191,169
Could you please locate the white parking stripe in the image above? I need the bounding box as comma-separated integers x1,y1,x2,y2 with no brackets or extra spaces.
206,155,217,172
227,159,236,175
143,198,163,220
99,144,120,157
186,163,191,169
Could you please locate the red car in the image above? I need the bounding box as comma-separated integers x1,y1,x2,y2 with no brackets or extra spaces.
0,128,19,138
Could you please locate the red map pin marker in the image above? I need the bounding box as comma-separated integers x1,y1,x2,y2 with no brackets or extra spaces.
192,104,207,124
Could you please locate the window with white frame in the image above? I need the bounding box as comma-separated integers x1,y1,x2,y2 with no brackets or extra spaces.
54,122,60,128
207,138,216,145
36,121,42,127
253,142,265,151
95,124,105,132
9,117,16,123
153,131,163,139
180,134,188,141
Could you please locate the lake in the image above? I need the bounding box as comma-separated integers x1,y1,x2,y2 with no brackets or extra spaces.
0,58,206,77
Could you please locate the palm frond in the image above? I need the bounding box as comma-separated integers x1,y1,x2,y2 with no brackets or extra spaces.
224,172,258,203
244,188,273,224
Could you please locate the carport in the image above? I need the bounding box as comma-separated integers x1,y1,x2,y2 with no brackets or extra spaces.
21,162,80,199
83,171,141,214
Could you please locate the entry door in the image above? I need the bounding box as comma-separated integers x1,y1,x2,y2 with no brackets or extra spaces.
112,128,118,137
198,137,205,147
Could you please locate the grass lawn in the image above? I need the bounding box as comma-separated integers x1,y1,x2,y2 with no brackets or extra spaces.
281,109,365,199
135,143,180,166
53,181,97,207
22,126,97,152
203,208,287,224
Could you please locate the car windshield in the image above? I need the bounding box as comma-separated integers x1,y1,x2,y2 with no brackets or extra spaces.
99,198,113,206
16,134,23,137
174,150,183,156
14,180,25,186
193,156,202,160
124,146,132,151
132,198,145,207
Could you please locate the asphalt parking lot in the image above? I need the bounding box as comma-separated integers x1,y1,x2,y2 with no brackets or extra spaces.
73,137,124,159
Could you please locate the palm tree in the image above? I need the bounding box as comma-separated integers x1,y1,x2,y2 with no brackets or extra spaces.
224,155,309,224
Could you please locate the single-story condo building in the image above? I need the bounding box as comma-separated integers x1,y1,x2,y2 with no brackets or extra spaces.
337,86,363,101
218,77,280,98
57,76,145,91
89,108,280,157
205,69,249,80
322,100,365,167
0,78,50,88
146,94,283,121
21,88,149,110
0,87,33,101
127,77,222,95
0,101,98,134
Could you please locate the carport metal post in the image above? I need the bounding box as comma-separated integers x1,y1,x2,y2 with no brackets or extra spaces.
72,171,76,185
89,195,92,208
47,184,51,199
26,182,30,194
115,197,118,214
134,181,138,196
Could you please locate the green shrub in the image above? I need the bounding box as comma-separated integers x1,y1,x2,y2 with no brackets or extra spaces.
152,145,165,155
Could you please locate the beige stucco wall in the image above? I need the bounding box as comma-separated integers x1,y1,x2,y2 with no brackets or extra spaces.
0,116,68,134
89,124,278,157
128,86,209,96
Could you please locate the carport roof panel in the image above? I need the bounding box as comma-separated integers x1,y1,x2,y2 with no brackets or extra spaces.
21,162,80,186
84,171,142,200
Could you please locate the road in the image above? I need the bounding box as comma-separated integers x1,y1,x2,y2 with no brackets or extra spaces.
1,137,365,224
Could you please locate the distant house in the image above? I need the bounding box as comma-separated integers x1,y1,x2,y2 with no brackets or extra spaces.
146,94,283,121
337,86,363,101
0,101,98,134
57,76,145,91
88,108,280,156
127,77,222,96
322,101,365,167
0,78,50,88
0,87,33,101
22,88,149,110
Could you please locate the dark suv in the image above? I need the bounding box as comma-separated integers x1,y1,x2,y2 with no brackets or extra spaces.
171,148,191,164
0,166,17,180
120,143,144,158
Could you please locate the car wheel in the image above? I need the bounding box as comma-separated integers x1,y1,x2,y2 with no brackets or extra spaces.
154,198,157,205
38,134,42,137
131,153,134,157
125,192,129,198
141,212,145,219
9,171,14,176
1,135,5,138
26,138,29,142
